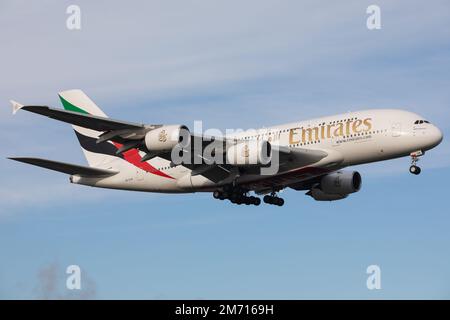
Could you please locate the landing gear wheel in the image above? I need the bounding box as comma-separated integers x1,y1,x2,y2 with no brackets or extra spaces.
218,185,263,206
236,196,245,205
409,165,421,175
263,195,272,204
276,198,285,207
263,195,285,206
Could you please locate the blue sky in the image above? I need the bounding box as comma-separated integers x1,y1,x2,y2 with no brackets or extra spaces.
0,0,449,299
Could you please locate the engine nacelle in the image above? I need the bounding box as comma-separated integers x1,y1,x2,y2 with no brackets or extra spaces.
308,188,349,201
306,171,362,201
320,171,362,195
226,140,271,166
144,125,190,152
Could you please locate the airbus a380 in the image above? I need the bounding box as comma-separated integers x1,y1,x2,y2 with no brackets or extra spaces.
9,90,443,206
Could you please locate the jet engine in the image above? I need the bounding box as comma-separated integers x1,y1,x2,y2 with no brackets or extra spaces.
226,140,271,166
144,125,190,152
307,171,362,201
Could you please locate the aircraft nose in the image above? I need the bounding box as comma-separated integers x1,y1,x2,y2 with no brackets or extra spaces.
430,125,443,147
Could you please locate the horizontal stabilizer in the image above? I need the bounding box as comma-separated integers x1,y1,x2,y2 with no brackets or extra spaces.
8,157,118,177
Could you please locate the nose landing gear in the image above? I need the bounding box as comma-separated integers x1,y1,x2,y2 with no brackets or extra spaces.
409,151,423,175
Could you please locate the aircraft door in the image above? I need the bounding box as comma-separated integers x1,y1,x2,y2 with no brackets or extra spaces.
391,122,401,137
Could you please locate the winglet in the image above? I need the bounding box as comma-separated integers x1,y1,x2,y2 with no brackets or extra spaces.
10,100,24,115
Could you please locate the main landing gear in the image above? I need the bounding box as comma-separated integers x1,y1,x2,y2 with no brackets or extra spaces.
263,193,284,206
212,188,284,206
213,189,261,206
409,151,423,175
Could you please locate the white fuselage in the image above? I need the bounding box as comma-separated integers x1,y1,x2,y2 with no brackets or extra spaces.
72,109,443,193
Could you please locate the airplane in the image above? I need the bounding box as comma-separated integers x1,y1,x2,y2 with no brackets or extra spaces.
8,89,443,206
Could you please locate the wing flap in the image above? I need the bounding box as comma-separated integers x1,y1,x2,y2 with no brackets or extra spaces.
9,157,118,177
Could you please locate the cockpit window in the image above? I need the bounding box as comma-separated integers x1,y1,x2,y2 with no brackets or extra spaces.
414,120,430,124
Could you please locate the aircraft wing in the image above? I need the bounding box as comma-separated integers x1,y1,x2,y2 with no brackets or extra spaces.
10,100,331,185
177,142,330,184
9,157,118,177
273,145,328,167
11,102,155,132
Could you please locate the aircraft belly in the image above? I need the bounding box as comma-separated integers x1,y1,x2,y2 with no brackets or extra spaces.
236,165,333,192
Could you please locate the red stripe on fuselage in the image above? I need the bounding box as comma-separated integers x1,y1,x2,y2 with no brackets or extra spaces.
112,142,174,179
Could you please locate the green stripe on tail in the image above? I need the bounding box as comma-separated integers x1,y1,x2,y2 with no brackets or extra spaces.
59,95,89,115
